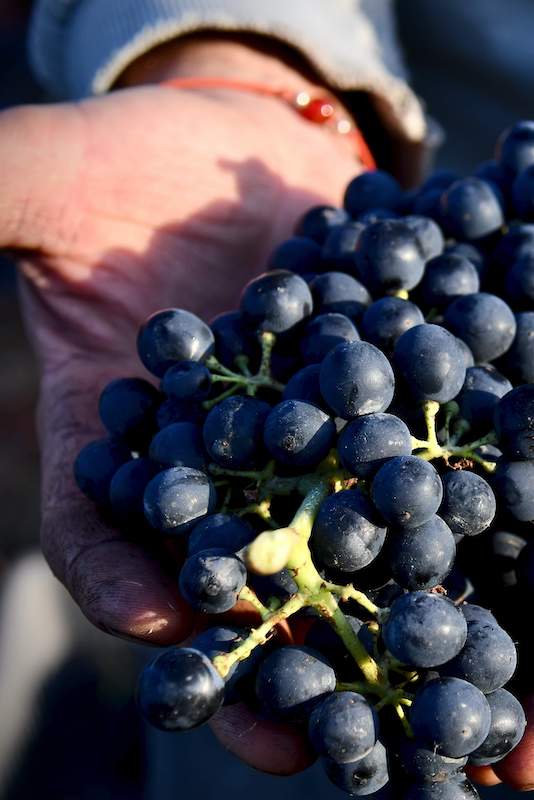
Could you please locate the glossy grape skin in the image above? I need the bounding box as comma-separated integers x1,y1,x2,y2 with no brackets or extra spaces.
255,645,335,721
143,466,216,535
371,456,443,529
361,297,425,355
187,513,256,556
497,120,534,174
210,311,258,369
404,779,480,800
191,626,265,704
397,739,467,782
418,254,480,309
137,308,215,377
109,457,158,523
161,361,211,401
394,324,467,404
323,741,389,796
439,471,496,538
308,691,378,763
321,223,365,272
304,616,374,679
300,313,360,364
98,377,160,443
73,437,131,505
494,384,534,460
267,235,323,275
493,460,534,521
410,677,491,758
440,178,503,240
500,312,534,383
149,422,206,470
179,548,246,613
388,516,456,591
403,215,444,260
282,364,324,408
263,399,336,468
338,412,412,479
355,219,426,292
310,488,387,573
469,688,526,766
310,271,370,319
203,396,270,469
441,616,517,693
456,365,512,431
383,593,467,668
295,204,349,244
444,293,516,363
240,270,313,334
320,340,395,420
137,648,224,731
344,169,403,217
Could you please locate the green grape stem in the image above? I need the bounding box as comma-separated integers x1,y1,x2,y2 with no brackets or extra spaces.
204,330,283,403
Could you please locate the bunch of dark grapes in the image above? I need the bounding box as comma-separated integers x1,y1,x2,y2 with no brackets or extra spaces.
74,121,534,798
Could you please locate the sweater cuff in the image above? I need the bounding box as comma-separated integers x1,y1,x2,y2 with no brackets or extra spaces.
29,0,427,144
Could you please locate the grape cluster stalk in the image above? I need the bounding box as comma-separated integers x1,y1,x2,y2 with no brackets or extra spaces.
73,120,534,798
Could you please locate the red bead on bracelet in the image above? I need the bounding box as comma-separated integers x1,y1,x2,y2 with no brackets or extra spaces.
161,77,376,170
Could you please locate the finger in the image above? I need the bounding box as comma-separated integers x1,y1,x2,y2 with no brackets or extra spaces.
494,694,534,791
39,361,194,646
210,702,315,775
0,103,84,251
466,765,501,787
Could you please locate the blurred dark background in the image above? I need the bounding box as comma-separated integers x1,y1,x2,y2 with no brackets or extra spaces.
0,2,530,798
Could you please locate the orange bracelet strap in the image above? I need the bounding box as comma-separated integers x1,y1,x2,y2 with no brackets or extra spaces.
161,77,376,170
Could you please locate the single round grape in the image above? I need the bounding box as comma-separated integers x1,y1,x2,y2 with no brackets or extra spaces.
99,377,160,443
263,399,336,468
383,593,467,668
496,120,534,174
311,488,387,573
355,219,426,292
371,456,443,529
461,603,497,626
456,365,512,431
255,645,335,721
109,457,158,523
73,437,131,505
439,471,496,538
210,311,258,369
149,421,206,470
310,271,370,319
300,312,360,364
394,324,467,403
203,396,270,469
137,308,214,377
308,691,378,763
361,297,425,355
403,214,444,260
282,364,323,408
240,270,313,333
388,516,456,591
440,178,503,240
338,412,412,479
441,617,517,693
179,548,246,613
410,677,491,757
344,169,403,216
469,688,526,766
187,513,256,556
137,648,224,731
161,361,211,401
444,293,516,363
494,384,534,460
493,460,534,521
320,340,395,420
295,204,349,244
143,466,216,534
323,741,389,796
267,235,322,275
321,222,365,272
500,312,534,383
418,253,480,309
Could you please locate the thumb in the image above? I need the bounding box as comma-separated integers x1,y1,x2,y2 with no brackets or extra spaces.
0,102,84,251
